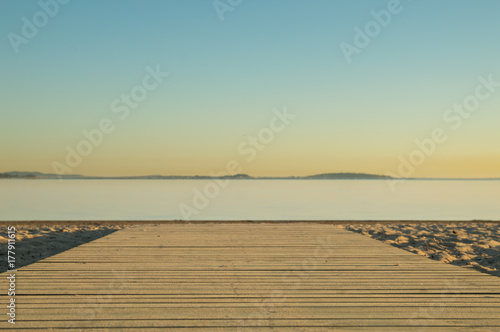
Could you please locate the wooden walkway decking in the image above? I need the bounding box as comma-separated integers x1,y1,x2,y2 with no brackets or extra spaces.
2,223,500,331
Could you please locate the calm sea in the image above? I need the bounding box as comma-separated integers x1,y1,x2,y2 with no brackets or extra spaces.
0,180,499,221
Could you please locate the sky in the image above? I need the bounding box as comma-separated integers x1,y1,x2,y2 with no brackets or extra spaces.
1,0,500,178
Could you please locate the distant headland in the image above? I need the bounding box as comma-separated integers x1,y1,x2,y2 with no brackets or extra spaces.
0,171,499,180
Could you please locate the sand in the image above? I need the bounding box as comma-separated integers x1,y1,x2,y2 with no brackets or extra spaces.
0,224,128,273
344,223,500,277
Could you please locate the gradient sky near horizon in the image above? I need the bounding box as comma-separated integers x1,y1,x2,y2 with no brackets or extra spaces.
1,0,500,178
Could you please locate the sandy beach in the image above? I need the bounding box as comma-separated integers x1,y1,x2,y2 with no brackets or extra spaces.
344,223,500,277
0,224,128,273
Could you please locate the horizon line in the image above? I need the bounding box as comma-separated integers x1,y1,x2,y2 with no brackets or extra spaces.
1,171,500,181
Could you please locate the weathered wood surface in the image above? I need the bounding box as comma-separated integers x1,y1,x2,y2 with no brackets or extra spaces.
2,223,500,331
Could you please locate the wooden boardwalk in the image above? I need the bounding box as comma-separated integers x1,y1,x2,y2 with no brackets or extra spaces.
2,223,500,331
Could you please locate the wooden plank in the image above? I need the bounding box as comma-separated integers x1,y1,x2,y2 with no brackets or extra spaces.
3,319,500,330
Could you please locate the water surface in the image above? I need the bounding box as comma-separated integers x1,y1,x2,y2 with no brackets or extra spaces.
0,180,499,221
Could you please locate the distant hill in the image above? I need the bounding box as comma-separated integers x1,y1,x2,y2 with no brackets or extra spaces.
0,172,253,180
304,173,392,180
0,171,390,180
0,172,85,179
2,171,498,180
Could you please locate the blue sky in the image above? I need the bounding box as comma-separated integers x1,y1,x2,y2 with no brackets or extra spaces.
1,0,500,177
